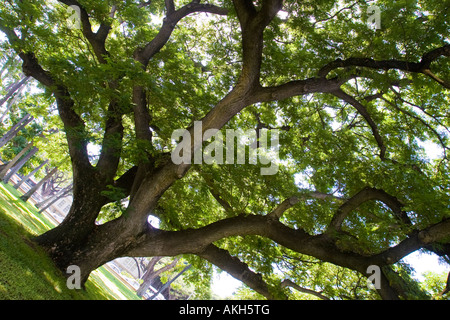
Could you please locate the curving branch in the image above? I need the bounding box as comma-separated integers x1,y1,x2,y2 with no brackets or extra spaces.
327,186,412,233
251,76,346,103
18,52,91,172
58,0,113,63
267,196,299,220
198,244,279,299
133,1,229,67
332,88,387,160
318,45,450,88
130,1,230,163
120,187,450,300
57,1,125,182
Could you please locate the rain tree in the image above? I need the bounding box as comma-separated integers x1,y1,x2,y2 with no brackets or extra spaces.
0,0,449,300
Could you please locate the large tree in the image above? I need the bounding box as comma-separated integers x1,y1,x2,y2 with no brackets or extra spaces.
0,0,449,300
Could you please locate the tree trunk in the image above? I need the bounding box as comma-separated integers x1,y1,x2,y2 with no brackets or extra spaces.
0,142,34,180
3,146,38,183
33,169,132,285
0,113,33,147
0,77,29,123
34,212,141,286
20,166,58,201
14,159,48,189
0,75,30,107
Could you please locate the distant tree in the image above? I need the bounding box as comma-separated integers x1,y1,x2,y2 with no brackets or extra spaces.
37,182,72,213
2,145,38,183
0,141,34,179
136,256,180,298
0,113,33,148
0,75,30,108
20,166,58,201
14,159,48,189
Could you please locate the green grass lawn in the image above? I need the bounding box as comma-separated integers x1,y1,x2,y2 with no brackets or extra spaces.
0,182,141,300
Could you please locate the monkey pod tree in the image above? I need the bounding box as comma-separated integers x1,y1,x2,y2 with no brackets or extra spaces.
0,0,449,300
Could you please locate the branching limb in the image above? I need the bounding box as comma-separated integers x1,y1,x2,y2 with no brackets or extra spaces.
233,0,282,88
96,100,125,181
251,77,346,103
17,52,91,172
318,45,450,88
164,0,175,15
134,2,228,66
332,88,387,160
371,217,450,266
58,0,113,63
327,186,412,234
118,192,450,300
267,196,299,220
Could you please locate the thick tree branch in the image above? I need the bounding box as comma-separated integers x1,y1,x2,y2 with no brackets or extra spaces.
369,217,450,266
232,0,257,26
0,24,93,172
132,86,153,143
164,0,175,15
198,244,280,299
134,2,228,66
96,102,124,181
251,76,347,103
318,45,450,88
58,0,112,63
19,53,91,172
232,0,282,89
126,213,371,275
129,1,230,167
327,186,412,233
267,196,299,220
57,2,125,182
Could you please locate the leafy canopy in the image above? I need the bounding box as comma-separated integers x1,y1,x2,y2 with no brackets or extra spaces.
0,0,449,299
